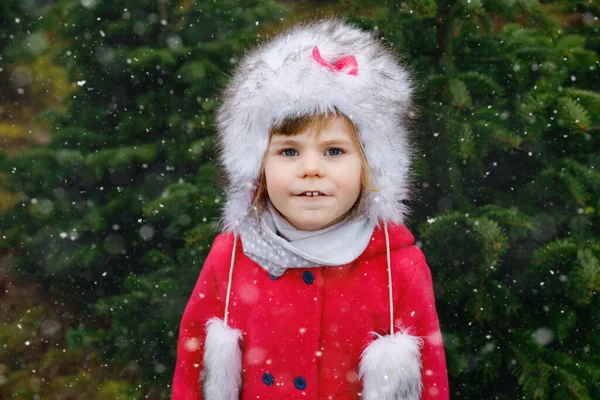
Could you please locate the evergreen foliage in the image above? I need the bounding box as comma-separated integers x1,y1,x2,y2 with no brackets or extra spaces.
0,0,598,397
343,0,599,398
0,0,287,395
0,0,49,65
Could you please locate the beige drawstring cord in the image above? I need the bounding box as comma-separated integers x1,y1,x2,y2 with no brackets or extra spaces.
383,223,394,335
224,231,237,326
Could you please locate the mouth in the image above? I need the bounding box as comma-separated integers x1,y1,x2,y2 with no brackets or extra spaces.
295,191,329,198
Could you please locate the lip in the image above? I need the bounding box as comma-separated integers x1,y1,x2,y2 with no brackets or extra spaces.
296,191,327,196
294,194,330,199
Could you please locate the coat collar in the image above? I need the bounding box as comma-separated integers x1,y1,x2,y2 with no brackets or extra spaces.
356,222,415,262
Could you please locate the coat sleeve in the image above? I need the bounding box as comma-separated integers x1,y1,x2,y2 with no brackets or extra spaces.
171,235,226,400
395,250,449,400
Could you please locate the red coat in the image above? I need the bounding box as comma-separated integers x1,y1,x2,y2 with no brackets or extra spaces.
172,223,449,399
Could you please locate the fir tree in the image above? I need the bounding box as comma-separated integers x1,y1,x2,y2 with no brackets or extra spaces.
344,0,600,398
0,0,48,67
0,0,287,395
2,0,598,397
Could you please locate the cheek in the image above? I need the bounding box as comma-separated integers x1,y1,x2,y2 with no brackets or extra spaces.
264,162,290,195
335,160,362,193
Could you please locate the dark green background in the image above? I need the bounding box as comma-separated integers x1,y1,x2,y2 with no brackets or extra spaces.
0,0,598,398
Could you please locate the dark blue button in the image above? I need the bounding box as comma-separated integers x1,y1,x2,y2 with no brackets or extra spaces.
262,372,274,386
302,271,314,284
269,273,279,280
294,376,307,390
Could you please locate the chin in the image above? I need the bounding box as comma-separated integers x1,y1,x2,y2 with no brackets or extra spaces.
285,217,323,231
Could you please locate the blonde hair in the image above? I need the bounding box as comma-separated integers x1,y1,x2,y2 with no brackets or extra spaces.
252,107,380,223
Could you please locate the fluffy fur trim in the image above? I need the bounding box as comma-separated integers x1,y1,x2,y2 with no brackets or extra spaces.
201,317,244,400
358,328,424,400
215,17,416,233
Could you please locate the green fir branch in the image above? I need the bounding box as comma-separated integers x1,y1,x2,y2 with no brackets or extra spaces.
549,368,590,400
563,88,600,105
474,121,524,150
531,238,578,271
459,71,505,95
563,159,600,192
406,0,438,18
420,211,467,239
478,204,533,233
558,170,590,205
472,217,509,271
557,97,591,133
570,249,600,305
519,92,554,117
448,123,477,164
448,79,472,109
423,73,447,90
492,326,590,400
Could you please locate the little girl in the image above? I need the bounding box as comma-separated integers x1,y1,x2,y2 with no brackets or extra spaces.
171,18,448,400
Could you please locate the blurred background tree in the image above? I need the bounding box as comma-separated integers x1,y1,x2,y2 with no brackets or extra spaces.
1,0,287,397
0,0,598,398
342,0,600,398
0,0,69,157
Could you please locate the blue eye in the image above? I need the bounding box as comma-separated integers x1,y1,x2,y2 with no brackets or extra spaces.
278,148,345,157
280,149,298,157
326,148,344,156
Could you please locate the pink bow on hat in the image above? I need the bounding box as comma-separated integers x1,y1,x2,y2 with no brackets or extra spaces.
312,46,359,76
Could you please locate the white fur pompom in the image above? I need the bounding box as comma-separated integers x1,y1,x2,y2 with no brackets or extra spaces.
358,329,424,400
201,317,244,400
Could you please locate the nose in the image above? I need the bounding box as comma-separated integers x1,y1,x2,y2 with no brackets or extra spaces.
297,151,325,178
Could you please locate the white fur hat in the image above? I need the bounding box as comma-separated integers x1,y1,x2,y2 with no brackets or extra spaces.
215,17,416,233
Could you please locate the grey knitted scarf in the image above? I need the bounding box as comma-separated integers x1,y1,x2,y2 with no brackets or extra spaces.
238,199,377,277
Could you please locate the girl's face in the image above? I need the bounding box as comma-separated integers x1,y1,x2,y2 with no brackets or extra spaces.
264,115,362,231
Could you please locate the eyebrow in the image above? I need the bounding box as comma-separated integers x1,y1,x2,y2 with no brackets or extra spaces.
270,138,353,147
